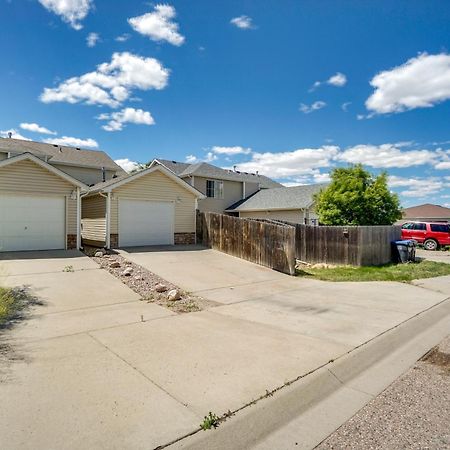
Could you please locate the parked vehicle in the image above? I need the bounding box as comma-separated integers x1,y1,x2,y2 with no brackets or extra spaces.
401,221,450,250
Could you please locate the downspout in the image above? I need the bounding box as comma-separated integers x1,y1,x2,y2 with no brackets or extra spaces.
76,188,81,249
242,182,246,199
100,192,111,249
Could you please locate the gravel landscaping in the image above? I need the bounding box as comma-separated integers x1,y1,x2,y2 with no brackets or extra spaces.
84,247,217,313
316,335,450,450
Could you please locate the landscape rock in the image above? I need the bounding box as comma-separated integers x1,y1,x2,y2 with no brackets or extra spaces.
110,261,121,268
94,251,104,258
167,289,181,301
121,267,133,276
155,283,168,293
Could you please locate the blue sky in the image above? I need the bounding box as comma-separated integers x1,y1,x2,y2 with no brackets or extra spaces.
1,0,449,207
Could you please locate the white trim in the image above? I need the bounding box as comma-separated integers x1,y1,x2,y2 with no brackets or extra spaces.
226,207,307,213
106,192,111,249
65,196,68,250
99,165,205,199
76,188,81,249
0,152,87,189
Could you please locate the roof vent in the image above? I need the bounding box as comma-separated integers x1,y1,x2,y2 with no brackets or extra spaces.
76,147,80,150
233,165,237,172
172,160,177,164
256,171,259,176
7,132,12,138
52,144,58,148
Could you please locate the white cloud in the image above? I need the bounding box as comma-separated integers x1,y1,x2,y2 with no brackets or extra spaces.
43,136,98,148
327,72,347,87
230,15,254,29
86,32,100,47
310,72,347,91
0,129,31,141
40,52,169,108
388,175,445,198
20,122,56,135
435,161,450,170
128,5,185,46
366,53,450,114
115,33,131,42
97,107,155,131
115,158,140,173
341,102,351,112
338,143,438,168
299,101,326,114
185,155,198,164
233,146,339,178
185,152,217,164
38,0,92,30
211,146,252,156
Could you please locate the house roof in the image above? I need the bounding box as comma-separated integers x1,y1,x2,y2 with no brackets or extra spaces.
227,183,327,212
0,137,123,171
0,152,87,189
403,203,450,219
155,159,282,189
88,164,205,198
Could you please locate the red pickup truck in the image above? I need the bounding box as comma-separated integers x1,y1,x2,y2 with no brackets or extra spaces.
401,221,450,250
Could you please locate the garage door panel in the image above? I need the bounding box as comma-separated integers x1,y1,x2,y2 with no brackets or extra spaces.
119,199,174,247
0,195,66,252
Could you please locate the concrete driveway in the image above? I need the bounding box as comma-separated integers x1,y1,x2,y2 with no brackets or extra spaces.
416,248,450,264
1,247,449,449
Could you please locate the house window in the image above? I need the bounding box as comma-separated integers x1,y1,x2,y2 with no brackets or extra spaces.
206,180,224,198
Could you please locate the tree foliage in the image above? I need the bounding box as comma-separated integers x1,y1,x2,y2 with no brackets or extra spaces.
314,165,402,225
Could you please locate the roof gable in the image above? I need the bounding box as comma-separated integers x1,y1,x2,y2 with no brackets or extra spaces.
403,203,450,218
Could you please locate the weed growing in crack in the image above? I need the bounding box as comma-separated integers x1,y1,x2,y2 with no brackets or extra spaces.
200,412,220,430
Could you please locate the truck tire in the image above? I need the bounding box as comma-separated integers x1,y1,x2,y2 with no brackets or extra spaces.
424,239,438,251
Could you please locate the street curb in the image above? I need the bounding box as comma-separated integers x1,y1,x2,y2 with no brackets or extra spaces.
169,297,450,450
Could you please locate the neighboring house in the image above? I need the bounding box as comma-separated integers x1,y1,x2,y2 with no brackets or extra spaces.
397,203,450,224
151,159,281,213
81,163,204,248
226,184,326,225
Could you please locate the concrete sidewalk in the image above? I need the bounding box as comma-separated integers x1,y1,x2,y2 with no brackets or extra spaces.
1,248,449,449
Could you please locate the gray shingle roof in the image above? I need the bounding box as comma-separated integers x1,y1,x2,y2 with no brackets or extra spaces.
227,183,327,211
156,159,281,188
0,137,123,171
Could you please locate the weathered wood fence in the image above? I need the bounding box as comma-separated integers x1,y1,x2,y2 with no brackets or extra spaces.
197,212,296,275
197,212,401,275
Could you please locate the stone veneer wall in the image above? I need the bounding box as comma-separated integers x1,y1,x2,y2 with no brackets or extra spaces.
66,234,77,249
174,233,196,245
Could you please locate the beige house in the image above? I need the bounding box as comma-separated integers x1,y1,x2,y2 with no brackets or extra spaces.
397,203,450,224
226,184,326,225
0,152,86,251
151,159,281,213
81,163,204,248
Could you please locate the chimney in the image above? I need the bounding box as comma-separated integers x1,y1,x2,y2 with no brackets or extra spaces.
101,166,106,182
7,132,12,138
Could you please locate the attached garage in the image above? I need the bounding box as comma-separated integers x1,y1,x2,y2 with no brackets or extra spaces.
0,153,86,252
82,164,204,248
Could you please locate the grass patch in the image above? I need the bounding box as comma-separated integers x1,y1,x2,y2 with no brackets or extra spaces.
0,286,40,329
296,260,450,282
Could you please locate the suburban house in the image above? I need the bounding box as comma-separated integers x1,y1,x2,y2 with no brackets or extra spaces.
397,203,450,224
81,164,204,248
226,184,326,224
0,137,124,252
151,159,282,213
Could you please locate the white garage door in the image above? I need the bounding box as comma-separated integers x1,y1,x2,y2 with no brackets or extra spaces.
0,194,66,252
118,199,174,247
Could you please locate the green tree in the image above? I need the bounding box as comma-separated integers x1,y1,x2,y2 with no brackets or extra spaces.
314,165,402,225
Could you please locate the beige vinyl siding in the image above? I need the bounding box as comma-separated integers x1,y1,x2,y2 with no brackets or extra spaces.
53,164,116,185
239,209,305,223
110,170,196,234
244,182,260,197
194,176,243,213
0,159,78,234
81,194,106,244
0,152,7,161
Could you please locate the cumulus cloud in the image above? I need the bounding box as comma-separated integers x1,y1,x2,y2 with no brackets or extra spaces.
338,143,439,168
38,0,92,30
435,161,450,170
310,72,347,91
211,146,252,156
43,136,98,148
97,107,155,131
232,146,339,178
20,122,56,135
366,53,450,114
115,33,131,42
299,101,326,114
0,129,31,141
115,158,140,173
40,52,169,108
185,155,198,164
185,152,217,164
230,15,254,29
128,5,185,46
86,32,100,47
388,175,445,198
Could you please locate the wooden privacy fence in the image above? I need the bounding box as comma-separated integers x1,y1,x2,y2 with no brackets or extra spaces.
197,212,401,275
197,212,296,275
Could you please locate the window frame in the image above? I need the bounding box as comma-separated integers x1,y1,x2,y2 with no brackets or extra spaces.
206,179,224,199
